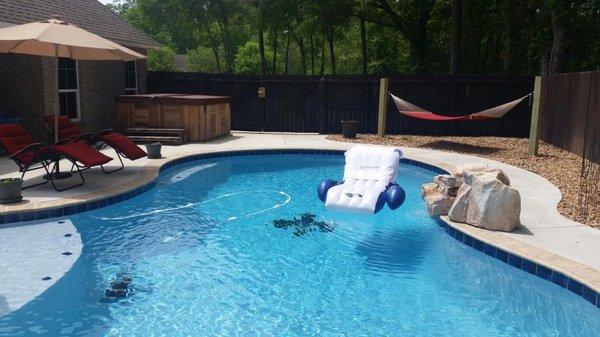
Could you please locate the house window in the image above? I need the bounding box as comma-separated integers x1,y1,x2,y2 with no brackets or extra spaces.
58,58,80,120
124,61,137,95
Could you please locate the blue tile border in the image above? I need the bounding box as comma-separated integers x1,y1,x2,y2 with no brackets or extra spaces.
434,217,600,310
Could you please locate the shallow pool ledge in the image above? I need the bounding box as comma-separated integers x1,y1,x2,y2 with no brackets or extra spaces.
0,219,82,317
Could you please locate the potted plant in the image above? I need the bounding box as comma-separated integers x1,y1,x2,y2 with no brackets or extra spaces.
341,120,360,139
145,142,162,159
0,178,23,204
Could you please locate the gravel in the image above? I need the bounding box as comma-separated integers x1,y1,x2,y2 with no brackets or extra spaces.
327,134,599,229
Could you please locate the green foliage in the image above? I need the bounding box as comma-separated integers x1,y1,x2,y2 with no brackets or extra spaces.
109,0,600,75
147,47,175,71
186,46,221,73
234,41,263,75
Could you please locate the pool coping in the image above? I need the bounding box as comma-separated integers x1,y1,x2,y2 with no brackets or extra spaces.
0,147,599,310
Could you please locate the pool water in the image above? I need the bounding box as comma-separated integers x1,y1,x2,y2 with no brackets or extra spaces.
1,154,598,337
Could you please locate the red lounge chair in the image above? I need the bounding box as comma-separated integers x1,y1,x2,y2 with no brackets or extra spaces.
44,116,147,173
0,124,112,191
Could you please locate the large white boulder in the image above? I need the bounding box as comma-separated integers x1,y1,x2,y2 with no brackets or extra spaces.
448,183,471,223
465,172,521,231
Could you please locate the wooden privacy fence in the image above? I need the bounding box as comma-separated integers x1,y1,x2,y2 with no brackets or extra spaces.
148,72,533,137
537,71,600,224
539,71,600,163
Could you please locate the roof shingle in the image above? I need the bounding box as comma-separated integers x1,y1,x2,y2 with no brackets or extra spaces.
0,0,160,49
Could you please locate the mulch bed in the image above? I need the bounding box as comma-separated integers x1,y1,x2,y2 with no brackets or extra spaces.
327,134,599,229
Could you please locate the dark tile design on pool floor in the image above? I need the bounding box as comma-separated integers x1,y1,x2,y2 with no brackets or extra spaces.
272,213,334,237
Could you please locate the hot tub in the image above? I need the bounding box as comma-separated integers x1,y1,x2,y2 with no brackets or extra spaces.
115,94,231,141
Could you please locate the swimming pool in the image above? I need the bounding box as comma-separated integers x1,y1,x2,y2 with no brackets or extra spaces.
1,153,598,337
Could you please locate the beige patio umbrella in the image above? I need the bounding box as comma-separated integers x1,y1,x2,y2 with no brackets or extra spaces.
0,17,145,143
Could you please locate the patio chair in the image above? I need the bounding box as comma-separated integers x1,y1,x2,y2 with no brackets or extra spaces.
0,124,113,191
44,116,147,173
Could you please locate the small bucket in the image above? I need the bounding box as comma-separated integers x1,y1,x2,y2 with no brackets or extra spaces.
145,142,162,159
0,178,23,204
341,120,360,139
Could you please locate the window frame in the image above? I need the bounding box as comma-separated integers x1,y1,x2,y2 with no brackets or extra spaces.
124,60,138,95
57,58,81,121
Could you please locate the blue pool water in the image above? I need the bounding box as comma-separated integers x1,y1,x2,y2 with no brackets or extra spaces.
1,154,599,337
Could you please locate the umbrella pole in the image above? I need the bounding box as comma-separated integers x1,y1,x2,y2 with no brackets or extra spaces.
50,44,71,180
54,44,59,144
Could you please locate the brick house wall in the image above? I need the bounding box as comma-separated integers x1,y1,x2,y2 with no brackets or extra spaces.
0,53,47,139
0,51,147,142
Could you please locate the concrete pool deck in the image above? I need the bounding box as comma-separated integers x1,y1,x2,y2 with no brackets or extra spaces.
0,131,599,316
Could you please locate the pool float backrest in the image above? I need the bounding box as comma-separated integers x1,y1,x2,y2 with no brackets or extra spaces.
325,146,402,214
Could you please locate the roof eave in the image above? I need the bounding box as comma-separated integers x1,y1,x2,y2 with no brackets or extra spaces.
109,37,162,51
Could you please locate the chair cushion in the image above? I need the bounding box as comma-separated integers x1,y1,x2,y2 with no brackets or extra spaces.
98,132,147,160
52,142,112,167
0,124,35,153
0,124,46,167
44,116,82,141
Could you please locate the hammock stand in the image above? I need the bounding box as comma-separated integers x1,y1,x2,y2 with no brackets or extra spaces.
389,92,532,122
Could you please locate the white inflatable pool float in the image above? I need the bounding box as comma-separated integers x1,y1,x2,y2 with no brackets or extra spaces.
318,146,406,214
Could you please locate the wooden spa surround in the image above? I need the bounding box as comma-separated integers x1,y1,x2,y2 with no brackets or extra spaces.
116,94,231,141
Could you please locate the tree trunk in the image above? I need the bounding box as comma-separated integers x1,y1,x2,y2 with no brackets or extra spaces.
502,0,513,74
327,25,336,75
451,0,462,75
548,9,565,74
293,31,307,75
284,30,291,75
320,35,325,75
258,27,268,76
204,23,221,73
271,33,278,74
310,34,315,75
215,1,234,73
359,17,368,75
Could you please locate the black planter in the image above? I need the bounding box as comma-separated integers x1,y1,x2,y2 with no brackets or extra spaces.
145,142,162,159
0,178,23,204
341,120,360,139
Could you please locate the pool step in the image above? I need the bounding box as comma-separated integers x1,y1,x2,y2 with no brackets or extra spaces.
126,128,187,145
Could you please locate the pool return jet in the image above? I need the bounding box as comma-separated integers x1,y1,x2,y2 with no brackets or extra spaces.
318,146,406,214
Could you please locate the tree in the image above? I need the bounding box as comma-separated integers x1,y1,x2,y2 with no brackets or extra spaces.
110,0,600,76
147,47,175,71
235,41,274,74
186,46,221,73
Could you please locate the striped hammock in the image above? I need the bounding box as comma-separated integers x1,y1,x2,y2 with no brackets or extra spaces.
390,92,531,122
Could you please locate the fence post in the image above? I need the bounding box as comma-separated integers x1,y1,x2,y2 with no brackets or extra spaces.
377,77,389,137
528,76,542,156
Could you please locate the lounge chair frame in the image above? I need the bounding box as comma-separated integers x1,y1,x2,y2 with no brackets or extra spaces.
5,142,86,192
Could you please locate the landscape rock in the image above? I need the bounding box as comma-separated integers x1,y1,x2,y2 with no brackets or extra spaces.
466,174,521,231
448,183,471,223
438,184,459,197
454,163,490,178
463,168,510,186
426,194,455,217
438,175,464,188
421,182,438,198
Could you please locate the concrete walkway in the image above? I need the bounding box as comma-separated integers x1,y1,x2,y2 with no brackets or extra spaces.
0,131,598,315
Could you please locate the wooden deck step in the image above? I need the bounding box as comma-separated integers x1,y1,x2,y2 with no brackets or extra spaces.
127,135,183,145
127,128,186,135
126,128,187,145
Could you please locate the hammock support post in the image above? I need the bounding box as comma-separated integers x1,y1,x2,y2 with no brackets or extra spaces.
378,78,389,137
528,76,542,156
